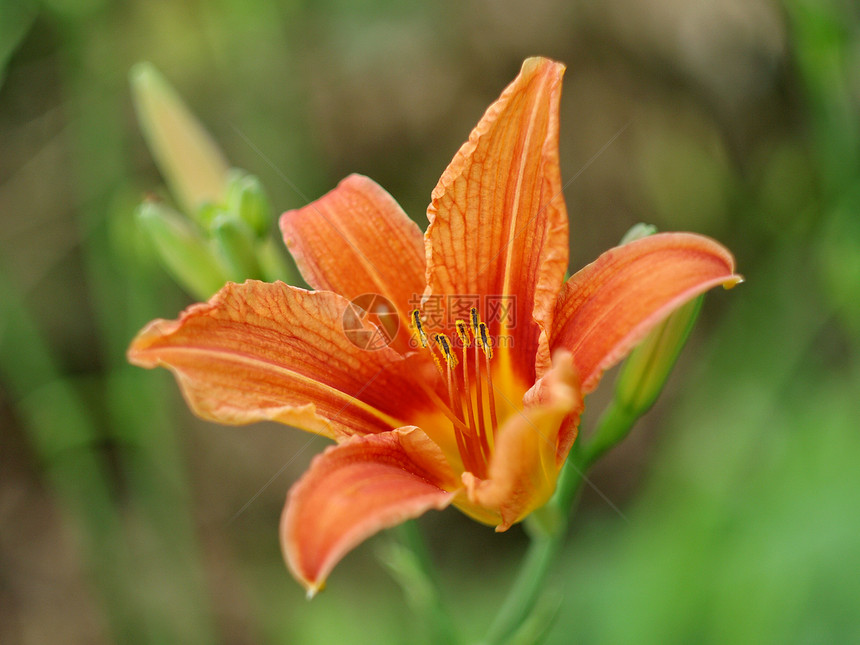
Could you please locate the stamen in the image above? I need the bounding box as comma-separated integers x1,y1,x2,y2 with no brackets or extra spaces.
478,322,499,433
413,379,470,433
408,312,473,460
409,308,498,476
436,333,480,473
455,320,470,347
478,322,493,359
412,312,447,380
455,320,486,470
411,309,428,348
434,333,458,368
473,338,488,451
434,334,464,425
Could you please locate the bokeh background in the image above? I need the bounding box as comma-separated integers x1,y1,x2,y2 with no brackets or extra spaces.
2,0,859,643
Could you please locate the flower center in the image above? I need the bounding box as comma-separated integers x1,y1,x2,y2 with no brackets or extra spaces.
411,307,500,479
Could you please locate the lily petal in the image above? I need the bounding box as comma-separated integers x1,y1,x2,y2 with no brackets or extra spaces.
280,174,425,349
462,351,581,530
128,281,430,438
551,233,741,395
281,427,457,596
425,57,569,382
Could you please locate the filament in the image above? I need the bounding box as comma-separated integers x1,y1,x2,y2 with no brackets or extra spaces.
409,307,500,477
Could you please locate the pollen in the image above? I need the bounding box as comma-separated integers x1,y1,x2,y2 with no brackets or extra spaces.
411,309,428,348
411,306,502,478
478,322,493,359
434,333,458,368
470,307,480,335
455,320,471,347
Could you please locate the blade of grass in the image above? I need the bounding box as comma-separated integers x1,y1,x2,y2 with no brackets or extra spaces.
49,15,223,642
0,264,151,644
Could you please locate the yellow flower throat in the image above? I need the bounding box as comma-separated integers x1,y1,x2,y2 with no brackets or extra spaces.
411,307,501,479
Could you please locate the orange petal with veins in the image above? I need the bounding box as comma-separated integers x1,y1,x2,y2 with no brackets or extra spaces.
462,351,582,530
128,281,431,439
424,57,569,382
281,427,457,596
280,174,425,351
551,232,741,395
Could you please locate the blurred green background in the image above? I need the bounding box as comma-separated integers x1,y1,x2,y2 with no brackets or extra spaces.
2,0,859,643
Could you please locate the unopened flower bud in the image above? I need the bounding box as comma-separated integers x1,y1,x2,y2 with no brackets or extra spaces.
225,170,273,237
210,213,262,282
614,222,702,416
614,295,703,417
136,201,227,299
581,223,706,465
131,62,230,217
619,222,658,245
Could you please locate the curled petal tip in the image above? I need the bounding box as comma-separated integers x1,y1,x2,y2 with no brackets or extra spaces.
281,431,456,592
724,274,744,289
522,56,566,75
551,232,742,394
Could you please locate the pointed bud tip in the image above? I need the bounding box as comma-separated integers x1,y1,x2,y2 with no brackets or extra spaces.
620,222,658,245
128,61,230,216
129,61,159,90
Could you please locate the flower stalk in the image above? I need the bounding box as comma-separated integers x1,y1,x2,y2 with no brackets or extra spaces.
383,522,461,645
480,293,708,644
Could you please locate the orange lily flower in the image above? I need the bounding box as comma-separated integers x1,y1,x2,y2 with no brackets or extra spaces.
128,57,740,595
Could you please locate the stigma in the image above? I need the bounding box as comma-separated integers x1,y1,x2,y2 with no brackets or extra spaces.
410,308,499,477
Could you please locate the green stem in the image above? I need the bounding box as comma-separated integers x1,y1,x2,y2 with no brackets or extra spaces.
481,400,642,645
480,454,587,645
391,521,461,645
480,530,565,645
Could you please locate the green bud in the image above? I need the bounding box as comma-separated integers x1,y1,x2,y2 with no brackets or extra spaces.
614,295,703,416
210,213,262,282
256,236,298,284
130,62,230,218
619,222,658,245
615,221,703,416
136,201,227,299
195,202,230,234
580,222,702,466
225,170,273,237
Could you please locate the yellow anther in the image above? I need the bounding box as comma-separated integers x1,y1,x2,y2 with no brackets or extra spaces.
434,333,458,368
411,309,428,348
478,322,493,359
470,307,480,335
455,320,471,347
